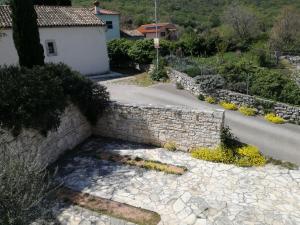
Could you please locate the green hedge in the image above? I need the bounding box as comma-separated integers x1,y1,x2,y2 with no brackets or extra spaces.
0,64,109,136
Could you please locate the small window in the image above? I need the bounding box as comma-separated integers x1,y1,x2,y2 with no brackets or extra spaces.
45,40,57,56
161,32,166,37
106,21,113,29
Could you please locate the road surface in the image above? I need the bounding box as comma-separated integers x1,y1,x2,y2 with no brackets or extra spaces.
103,82,300,165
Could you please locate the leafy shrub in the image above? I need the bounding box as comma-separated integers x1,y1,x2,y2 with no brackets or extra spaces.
150,58,168,81
195,74,225,92
108,39,133,67
264,113,285,124
198,94,205,101
191,146,234,164
183,66,202,77
128,39,155,65
205,96,216,104
0,64,109,136
257,50,276,68
251,70,300,106
238,106,257,116
176,82,184,90
218,59,257,93
164,141,177,151
220,101,238,110
235,145,266,167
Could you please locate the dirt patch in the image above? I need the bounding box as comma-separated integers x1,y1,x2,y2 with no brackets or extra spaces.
57,187,161,225
96,152,187,175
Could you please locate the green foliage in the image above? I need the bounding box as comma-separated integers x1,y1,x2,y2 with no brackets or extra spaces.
220,101,238,110
198,94,205,101
238,106,257,116
0,64,109,136
251,70,300,105
150,58,168,81
257,50,277,68
72,0,300,32
11,0,45,68
128,39,154,65
163,141,177,151
108,39,133,67
264,113,285,124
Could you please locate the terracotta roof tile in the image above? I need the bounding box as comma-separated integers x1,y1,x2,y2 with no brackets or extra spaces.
0,5,105,28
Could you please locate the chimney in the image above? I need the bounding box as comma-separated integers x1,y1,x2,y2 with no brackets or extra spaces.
94,1,100,14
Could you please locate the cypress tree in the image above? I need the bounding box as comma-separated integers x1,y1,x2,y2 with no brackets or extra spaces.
11,0,45,68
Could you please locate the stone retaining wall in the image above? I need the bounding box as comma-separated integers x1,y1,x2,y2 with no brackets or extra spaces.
168,68,300,124
94,103,224,151
0,105,91,166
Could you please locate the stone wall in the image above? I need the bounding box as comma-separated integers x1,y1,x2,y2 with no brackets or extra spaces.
168,68,300,124
168,68,205,96
0,105,91,166
94,102,224,151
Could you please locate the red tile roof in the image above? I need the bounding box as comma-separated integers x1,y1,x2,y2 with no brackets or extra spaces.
0,5,105,28
137,23,177,34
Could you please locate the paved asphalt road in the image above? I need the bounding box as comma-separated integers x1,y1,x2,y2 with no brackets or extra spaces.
103,82,300,165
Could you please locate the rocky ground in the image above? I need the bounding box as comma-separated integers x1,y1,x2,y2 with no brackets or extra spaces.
54,138,300,225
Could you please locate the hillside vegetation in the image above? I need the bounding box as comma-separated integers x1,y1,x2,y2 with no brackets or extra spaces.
73,0,300,29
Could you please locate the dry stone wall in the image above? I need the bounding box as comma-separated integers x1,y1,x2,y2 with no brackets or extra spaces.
94,103,225,151
0,105,91,166
168,68,300,124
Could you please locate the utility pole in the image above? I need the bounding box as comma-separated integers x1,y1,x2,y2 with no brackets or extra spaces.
155,0,159,70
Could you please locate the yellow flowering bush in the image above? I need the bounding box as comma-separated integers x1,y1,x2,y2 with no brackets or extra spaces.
205,96,216,104
191,145,266,167
235,145,266,167
191,146,233,164
220,101,238,110
264,113,285,124
238,106,257,116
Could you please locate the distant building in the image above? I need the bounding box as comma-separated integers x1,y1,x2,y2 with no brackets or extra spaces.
137,23,178,40
121,29,144,40
0,5,109,75
93,1,120,41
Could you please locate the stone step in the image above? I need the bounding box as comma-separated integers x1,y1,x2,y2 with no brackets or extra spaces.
87,71,125,82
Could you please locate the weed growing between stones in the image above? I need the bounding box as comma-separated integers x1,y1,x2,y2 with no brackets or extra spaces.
205,96,216,104
95,153,187,175
264,113,285,124
238,106,257,116
191,145,266,167
220,101,238,110
163,141,177,151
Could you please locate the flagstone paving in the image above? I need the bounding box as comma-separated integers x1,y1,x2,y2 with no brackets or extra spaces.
55,138,300,225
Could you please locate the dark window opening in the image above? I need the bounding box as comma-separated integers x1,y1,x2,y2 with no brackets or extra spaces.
106,21,113,29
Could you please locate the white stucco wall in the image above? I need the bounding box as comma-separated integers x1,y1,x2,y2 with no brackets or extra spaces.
97,14,120,41
0,26,109,75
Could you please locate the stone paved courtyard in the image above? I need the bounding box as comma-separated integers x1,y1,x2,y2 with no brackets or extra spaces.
55,138,300,225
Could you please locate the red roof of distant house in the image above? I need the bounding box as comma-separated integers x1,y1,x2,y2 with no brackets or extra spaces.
90,7,120,15
137,23,176,34
99,9,119,15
